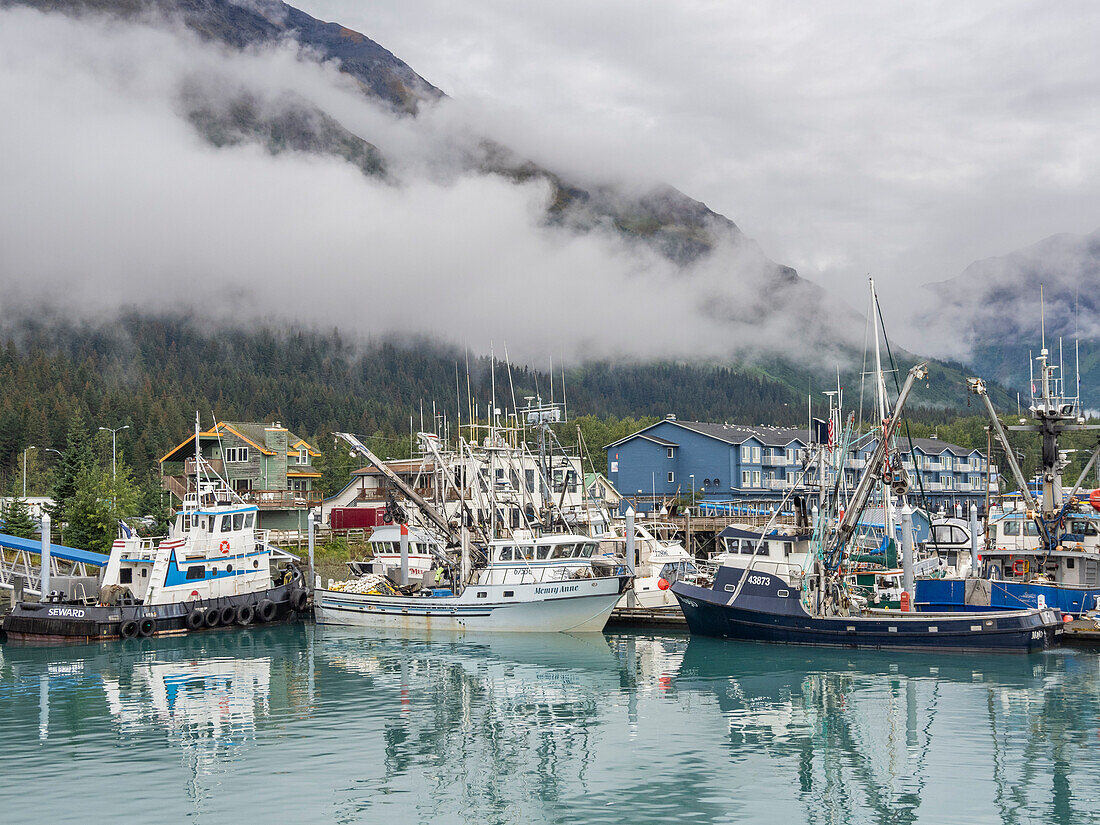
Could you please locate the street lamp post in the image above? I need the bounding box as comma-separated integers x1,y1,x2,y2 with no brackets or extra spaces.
99,425,130,481
690,474,695,507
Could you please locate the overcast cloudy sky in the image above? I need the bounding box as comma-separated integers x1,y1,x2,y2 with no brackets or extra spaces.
2,1,1098,366
299,0,1100,309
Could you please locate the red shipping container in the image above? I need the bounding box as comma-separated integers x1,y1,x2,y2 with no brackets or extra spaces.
330,506,387,530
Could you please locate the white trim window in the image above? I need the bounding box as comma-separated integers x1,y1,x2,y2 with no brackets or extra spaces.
297,447,309,464
224,447,249,463
741,445,751,462
667,471,675,483
667,447,675,459
752,471,761,488
752,446,761,464
742,470,751,487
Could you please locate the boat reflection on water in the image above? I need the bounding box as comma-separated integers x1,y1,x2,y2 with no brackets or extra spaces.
0,624,316,811
2,626,1098,824
672,638,1100,825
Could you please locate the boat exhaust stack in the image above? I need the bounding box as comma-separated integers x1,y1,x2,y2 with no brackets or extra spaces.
900,503,915,603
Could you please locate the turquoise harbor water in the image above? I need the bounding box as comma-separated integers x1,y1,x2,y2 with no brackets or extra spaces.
1,627,1098,825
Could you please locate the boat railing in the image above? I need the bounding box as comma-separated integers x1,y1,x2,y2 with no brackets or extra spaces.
121,537,159,560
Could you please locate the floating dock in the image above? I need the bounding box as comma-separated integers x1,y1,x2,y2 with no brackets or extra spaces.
1063,619,1100,646
606,607,688,630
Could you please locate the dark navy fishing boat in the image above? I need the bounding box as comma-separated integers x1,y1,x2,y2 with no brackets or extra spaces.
672,328,1065,654
673,566,1062,653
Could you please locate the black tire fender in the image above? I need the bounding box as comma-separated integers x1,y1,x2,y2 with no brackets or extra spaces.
235,603,255,626
138,617,157,637
204,607,221,628
289,588,308,612
186,609,204,630
257,599,277,623
218,605,236,626
119,619,139,640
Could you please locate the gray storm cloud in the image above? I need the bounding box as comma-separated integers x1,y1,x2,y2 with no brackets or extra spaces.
0,6,860,367
298,0,1100,336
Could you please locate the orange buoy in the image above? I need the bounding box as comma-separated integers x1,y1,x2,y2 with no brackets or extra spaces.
657,578,671,591
1090,489,1100,512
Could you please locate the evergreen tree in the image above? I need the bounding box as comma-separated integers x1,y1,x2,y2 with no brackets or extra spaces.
50,413,94,522
65,465,142,553
1,498,38,539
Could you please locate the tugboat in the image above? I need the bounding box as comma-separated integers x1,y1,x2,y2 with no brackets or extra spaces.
2,416,307,644
673,347,1063,653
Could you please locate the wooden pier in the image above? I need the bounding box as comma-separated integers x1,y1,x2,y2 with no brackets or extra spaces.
606,606,688,630
1063,619,1100,646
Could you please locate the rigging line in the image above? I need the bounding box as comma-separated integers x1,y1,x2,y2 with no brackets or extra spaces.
859,283,872,432
874,288,929,512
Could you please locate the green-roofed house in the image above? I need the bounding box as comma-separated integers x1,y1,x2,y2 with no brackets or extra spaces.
159,421,322,532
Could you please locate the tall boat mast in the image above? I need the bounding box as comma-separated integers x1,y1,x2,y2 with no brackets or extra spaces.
869,278,894,539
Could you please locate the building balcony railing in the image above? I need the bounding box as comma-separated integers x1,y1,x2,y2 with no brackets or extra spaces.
185,458,225,476
761,455,788,467
246,489,323,509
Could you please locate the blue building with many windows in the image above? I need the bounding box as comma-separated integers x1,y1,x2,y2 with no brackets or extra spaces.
605,416,997,512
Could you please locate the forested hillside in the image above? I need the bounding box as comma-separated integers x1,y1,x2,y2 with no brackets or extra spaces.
0,312,999,497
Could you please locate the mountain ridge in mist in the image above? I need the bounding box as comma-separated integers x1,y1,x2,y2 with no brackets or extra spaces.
13,0,804,274
921,228,1100,407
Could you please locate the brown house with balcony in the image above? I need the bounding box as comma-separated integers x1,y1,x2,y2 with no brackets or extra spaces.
159,421,322,531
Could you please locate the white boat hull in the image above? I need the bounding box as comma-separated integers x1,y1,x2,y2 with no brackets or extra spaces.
315,577,627,633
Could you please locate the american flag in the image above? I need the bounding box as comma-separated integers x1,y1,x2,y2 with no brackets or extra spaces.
827,416,835,449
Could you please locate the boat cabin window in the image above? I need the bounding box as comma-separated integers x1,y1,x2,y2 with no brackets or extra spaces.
516,546,534,561
1002,521,1020,537
580,543,597,558
120,568,132,584
233,513,245,530
536,545,552,560
784,542,794,556
498,546,513,561
244,513,254,529
550,545,570,559
186,565,205,580
931,525,968,544
181,514,191,531
1069,520,1099,535
221,515,233,533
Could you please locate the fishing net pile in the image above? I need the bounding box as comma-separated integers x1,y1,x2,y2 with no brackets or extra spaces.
327,574,401,595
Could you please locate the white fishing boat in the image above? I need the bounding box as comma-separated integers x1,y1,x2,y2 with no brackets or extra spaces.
345,524,443,580
602,520,705,608
315,532,631,632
